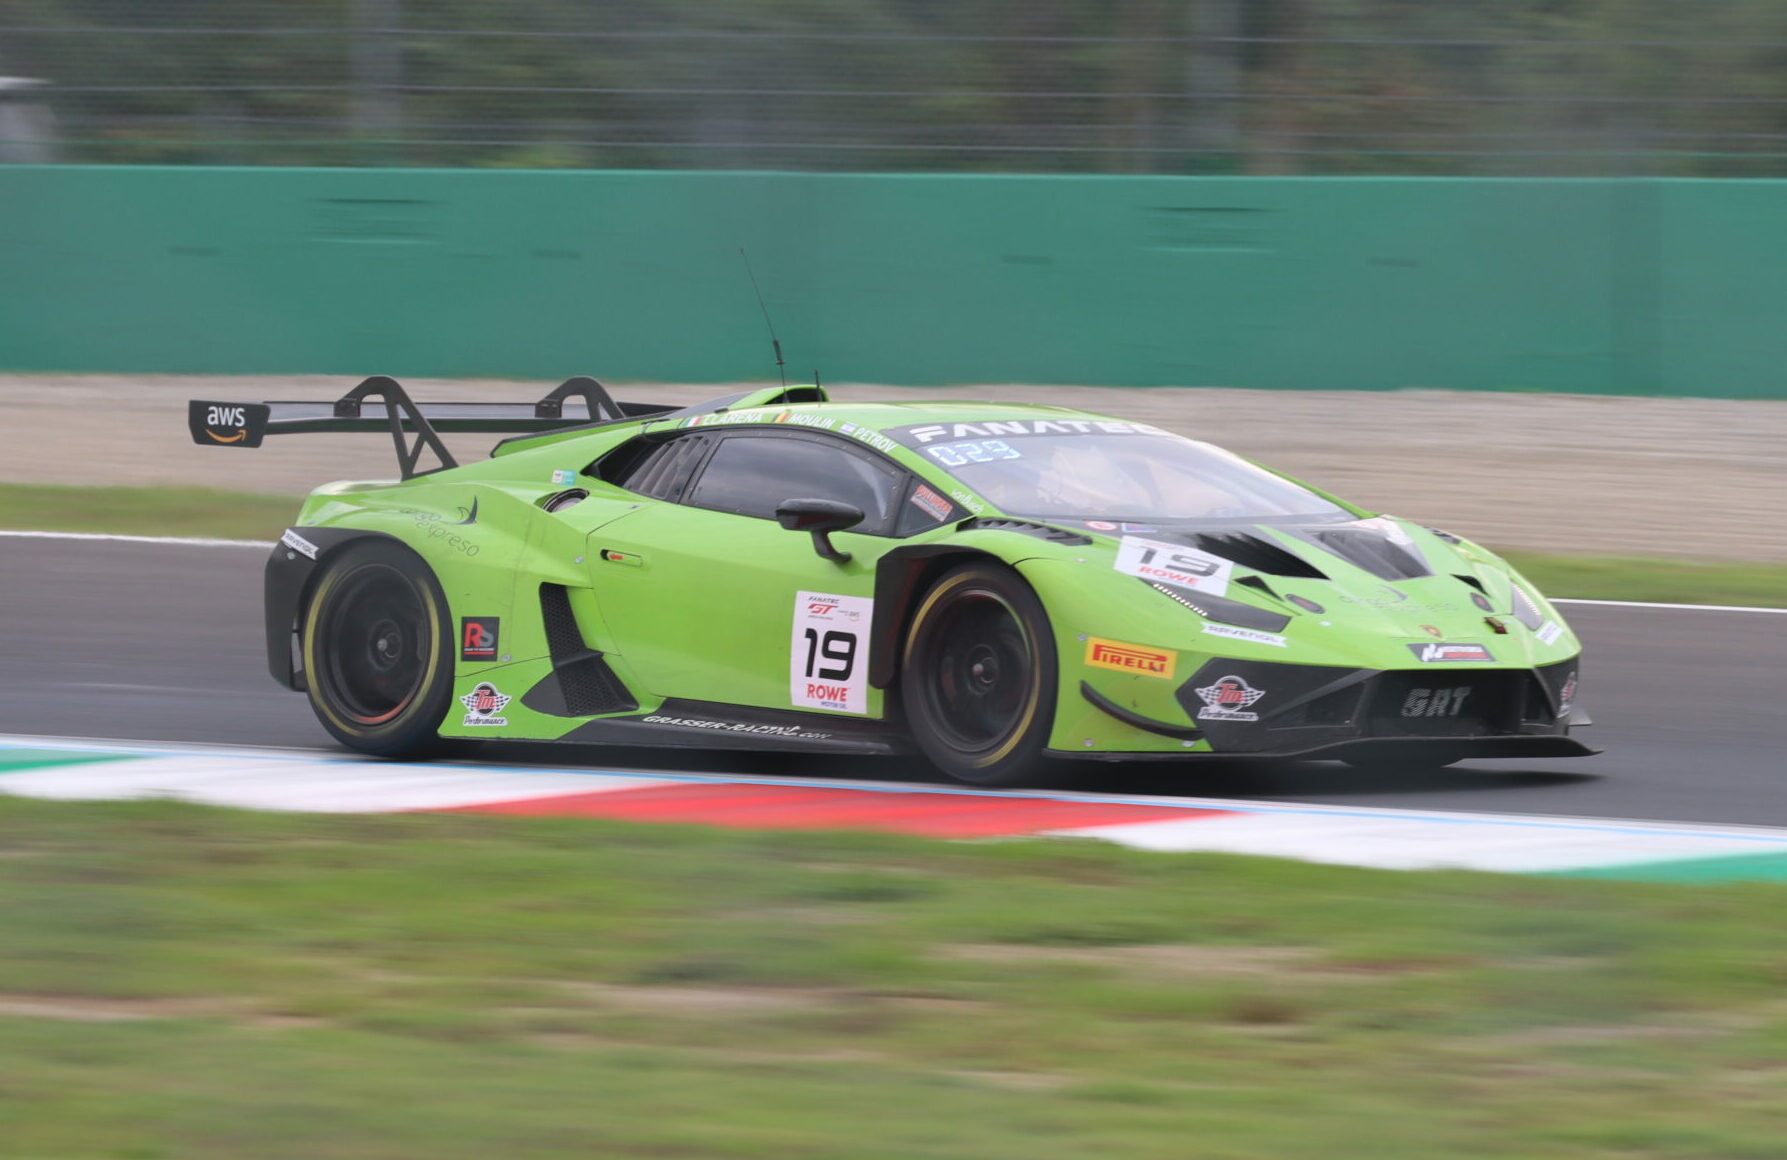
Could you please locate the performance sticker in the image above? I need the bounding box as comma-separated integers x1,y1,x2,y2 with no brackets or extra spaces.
279,528,318,559
1194,675,1267,722
459,681,511,727
1085,637,1176,679
642,715,832,742
1559,672,1578,712
459,617,500,662
550,469,578,486
909,484,954,523
1202,623,1287,649
1535,620,1564,646
791,591,873,714
1406,642,1496,663
1114,536,1233,598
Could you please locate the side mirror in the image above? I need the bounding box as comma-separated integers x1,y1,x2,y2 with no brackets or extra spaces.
776,497,863,564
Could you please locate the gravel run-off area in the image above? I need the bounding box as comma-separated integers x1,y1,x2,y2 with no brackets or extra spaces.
4,375,1782,563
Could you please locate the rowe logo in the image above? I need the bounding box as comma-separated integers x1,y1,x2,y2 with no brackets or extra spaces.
1085,637,1176,680
1406,642,1496,664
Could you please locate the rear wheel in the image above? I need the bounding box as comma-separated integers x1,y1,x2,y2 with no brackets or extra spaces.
301,541,454,757
900,562,1062,787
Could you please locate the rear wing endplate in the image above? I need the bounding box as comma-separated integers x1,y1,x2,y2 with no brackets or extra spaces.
188,375,667,480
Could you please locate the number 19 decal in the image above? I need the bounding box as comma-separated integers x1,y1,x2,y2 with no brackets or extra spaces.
791,591,874,714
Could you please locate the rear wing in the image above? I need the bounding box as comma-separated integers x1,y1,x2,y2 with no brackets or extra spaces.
188,375,676,480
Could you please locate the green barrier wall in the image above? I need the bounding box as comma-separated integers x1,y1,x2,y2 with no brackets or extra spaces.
0,167,1779,398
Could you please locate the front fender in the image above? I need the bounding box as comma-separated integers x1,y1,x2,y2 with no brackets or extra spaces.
263,527,407,689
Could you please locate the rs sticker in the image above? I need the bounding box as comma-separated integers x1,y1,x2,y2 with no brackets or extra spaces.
791,591,873,714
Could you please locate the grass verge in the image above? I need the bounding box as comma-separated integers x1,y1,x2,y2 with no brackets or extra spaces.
0,482,297,541
4,796,1787,1158
1,481,1782,607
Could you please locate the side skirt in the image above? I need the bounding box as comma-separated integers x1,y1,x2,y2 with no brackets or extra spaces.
554,698,909,756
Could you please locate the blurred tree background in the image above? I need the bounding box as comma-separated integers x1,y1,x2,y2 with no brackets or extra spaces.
6,0,1787,173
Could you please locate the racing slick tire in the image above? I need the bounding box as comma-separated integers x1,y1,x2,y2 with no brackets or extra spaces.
900,561,1064,788
300,540,456,758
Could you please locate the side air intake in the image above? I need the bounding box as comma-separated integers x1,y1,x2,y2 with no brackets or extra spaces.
522,584,638,717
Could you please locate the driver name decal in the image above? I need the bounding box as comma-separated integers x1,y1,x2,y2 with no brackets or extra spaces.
1114,536,1234,598
791,591,873,715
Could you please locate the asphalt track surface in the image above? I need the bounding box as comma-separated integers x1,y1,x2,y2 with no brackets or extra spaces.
2,537,1783,827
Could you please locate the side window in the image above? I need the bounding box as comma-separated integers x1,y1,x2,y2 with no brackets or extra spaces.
893,477,959,537
600,433,711,502
686,433,903,532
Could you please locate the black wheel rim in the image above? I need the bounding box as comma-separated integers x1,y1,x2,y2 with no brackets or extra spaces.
919,587,1034,754
316,563,430,726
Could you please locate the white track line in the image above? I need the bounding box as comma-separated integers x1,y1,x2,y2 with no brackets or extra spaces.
0,530,274,549
1552,597,1787,614
3,529,1781,614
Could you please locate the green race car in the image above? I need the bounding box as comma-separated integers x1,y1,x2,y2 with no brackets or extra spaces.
190,376,1593,787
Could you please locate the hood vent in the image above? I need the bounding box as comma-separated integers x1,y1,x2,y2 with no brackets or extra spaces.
1189,531,1327,579
1306,527,1432,581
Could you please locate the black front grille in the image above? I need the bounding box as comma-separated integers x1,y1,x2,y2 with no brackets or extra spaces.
1178,658,1568,754
1366,670,1531,737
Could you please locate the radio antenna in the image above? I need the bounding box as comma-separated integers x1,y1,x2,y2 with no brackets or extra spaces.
738,248,785,388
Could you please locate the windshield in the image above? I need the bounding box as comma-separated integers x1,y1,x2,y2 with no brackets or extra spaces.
916,433,1347,522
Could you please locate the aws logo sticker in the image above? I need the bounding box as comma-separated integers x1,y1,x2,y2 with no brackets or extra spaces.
187,400,271,447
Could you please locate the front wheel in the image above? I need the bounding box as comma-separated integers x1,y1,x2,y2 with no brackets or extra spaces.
300,540,455,757
899,562,1062,787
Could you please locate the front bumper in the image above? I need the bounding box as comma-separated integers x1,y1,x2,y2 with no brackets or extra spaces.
1075,656,1593,760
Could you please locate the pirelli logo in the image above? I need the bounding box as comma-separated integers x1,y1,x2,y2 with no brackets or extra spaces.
1085,637,1176,680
